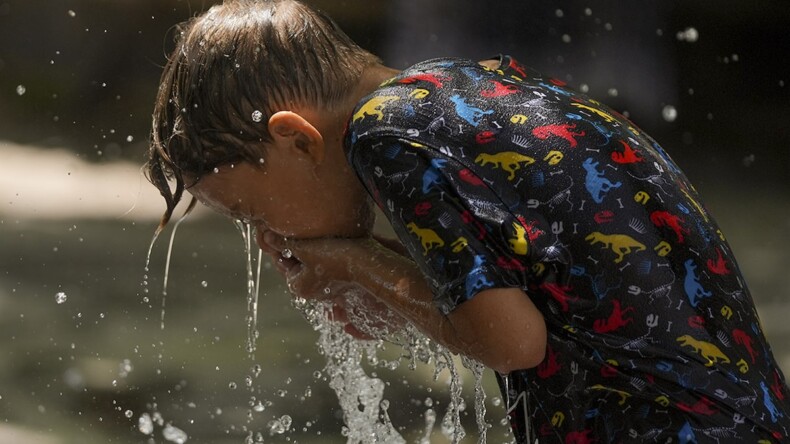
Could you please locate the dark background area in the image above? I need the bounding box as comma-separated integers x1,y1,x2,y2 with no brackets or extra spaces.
0,1,788,443
1,0,788,187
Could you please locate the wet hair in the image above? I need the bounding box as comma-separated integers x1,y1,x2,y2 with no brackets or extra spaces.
145,0,380,231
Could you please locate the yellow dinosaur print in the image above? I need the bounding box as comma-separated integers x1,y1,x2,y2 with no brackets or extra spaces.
585,232,646,263
406,222,445,255
680,188,710,222
590,384,631,405
508,222,529,255
352,96,400,123
474,151,536,180
450,237,468,253
570,103,616,122
677,335,731,367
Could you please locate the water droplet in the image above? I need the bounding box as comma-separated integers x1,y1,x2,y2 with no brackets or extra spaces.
555,9,564,18
213,167,219,173
200,280,208,288
561,34,571,43
607,88,619,97
138,413,154,435
253,401,265,412
162,424,188,443
55,291,68,304
281,249,293,259
676,27,699,42
126,135,134,143
228,382,237,390
662,105,678,122
125,409,134,418
251,110,263,122
16,85,26,96
67,10,76,17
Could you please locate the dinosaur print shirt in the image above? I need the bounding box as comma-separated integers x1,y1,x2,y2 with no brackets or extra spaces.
344,55,790,443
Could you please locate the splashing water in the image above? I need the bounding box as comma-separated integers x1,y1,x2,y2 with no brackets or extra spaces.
138,412,154,435
234,220,263,355
163,423,189,443
140,215,496,442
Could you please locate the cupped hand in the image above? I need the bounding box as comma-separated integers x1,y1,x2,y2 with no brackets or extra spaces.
258,230,405,338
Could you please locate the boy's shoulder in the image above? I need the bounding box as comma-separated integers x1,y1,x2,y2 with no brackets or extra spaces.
346,55,546,146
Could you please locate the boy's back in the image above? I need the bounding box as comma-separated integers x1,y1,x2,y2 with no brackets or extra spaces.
346,55,790,442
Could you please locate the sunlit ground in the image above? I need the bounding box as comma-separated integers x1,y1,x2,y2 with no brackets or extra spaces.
1,141,788,443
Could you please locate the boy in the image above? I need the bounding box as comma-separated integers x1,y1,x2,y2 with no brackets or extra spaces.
145,0,790,442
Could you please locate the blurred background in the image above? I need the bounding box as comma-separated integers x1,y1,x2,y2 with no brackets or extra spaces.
1,1,788,443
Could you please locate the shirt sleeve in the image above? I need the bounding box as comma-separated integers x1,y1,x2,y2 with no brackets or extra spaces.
349,136,534,314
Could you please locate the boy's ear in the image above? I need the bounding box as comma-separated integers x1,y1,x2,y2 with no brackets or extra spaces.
268,111,325,164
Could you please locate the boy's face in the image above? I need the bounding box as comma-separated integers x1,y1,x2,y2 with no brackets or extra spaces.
187,151,373,242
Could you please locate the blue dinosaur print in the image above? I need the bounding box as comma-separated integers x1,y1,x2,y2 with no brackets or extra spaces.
761,381,783,423
582,157,621,203
678,421,697,443
449,94,493,127
683,259,712,307
465,255,494,299
539,82,572,97
421,158,447,193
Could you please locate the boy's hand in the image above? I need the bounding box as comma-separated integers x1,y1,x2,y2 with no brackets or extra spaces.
257,230,405,338
257,231,547,373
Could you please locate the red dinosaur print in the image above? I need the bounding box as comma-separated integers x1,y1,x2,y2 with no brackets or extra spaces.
537,344,561,378
677,396,718,416
461,210,486,240
549,78,567,87
772,371,786,400
475,130,497,144
593,300,635,333
508,58,529,78
706,248,731,275
481,80,520,97
610,140,644,164
650,210,690,244
593,210,615,224
732,328,758,364
497,256,527,271
516,216,545,242
565,429,596,444
414,201,432,216
458,168,485,186
539,282,578,312
688,315,705,329
532,123,586,148
398,73,449,88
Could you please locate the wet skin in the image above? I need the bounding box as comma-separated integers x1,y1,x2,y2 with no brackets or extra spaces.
186,62,547,373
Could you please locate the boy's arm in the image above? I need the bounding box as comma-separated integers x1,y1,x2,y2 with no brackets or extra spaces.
263,232,547,374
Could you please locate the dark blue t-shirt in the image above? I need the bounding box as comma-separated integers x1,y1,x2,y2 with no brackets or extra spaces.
345,55,790,443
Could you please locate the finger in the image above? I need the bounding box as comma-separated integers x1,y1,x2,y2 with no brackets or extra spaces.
255,229,279,255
